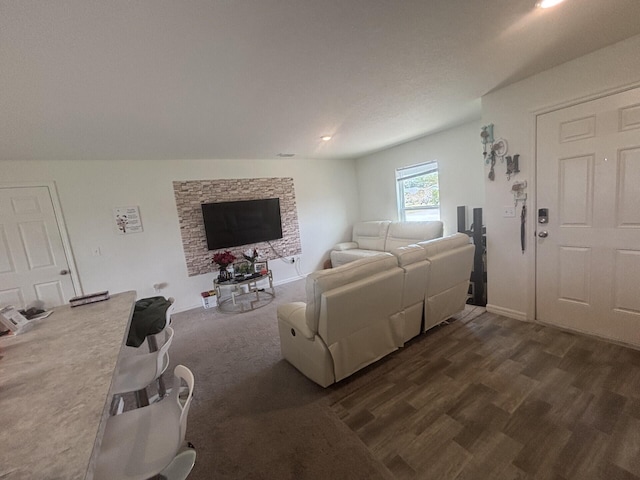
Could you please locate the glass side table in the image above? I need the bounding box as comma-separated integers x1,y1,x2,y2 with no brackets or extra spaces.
213,270,275,313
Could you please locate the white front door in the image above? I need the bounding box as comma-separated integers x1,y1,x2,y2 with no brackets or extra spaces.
536,87,640,345
0,186,77,309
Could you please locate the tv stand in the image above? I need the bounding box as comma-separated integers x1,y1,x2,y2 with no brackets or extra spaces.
213,271,275,313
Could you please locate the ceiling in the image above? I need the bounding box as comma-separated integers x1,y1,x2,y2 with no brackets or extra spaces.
2,0,640,162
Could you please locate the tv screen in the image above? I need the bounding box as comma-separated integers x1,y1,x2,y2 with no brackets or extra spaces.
201,198,283,250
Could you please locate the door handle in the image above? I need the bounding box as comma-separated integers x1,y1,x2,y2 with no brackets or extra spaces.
538,231,548,238
60,269,69,275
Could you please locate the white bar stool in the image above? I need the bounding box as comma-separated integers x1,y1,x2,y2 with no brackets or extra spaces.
126,299,175,354
145,300,175,352
112,326,174,408
94,365,196,480
147,301,174,399
158,443,197,480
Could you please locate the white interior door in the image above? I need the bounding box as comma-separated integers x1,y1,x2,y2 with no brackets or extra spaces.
0,186,77,309
536,87,640,345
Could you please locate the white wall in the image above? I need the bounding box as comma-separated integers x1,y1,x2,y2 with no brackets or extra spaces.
2,158,360,312
482,34,640,320
354,120,484,236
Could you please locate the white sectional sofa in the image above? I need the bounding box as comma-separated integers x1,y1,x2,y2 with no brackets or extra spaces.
277,253,404,387
277,231,474,387
390,244,431,343
330,220,443,267
417,234,476,332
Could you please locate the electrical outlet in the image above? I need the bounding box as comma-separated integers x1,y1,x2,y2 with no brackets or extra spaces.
502,206,516,218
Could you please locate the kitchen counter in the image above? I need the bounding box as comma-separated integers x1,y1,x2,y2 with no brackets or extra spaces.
0,291,136,480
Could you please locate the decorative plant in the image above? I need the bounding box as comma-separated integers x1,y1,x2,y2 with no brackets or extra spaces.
236,262,251,274
243,248,259,264
212,250,236,268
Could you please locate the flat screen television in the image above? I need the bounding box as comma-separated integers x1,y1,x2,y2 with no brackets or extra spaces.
201,198,283,250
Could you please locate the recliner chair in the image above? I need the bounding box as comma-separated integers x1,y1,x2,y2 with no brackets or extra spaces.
277,253,404,387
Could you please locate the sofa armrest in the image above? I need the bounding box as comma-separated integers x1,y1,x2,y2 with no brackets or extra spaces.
333,241,359,251
277,302,315,339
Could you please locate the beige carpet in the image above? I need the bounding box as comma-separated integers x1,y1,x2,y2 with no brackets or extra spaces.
165,279,483,480
163,279,640,479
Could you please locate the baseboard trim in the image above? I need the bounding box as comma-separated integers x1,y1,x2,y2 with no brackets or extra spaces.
273,274,306,287
486,304,527,322
534,319,640,350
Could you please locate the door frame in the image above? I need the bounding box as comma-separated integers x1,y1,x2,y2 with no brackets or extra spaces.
531,81,640,322
0,181,83,299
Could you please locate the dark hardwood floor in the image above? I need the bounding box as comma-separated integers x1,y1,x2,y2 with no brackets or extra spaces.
329,311,640,479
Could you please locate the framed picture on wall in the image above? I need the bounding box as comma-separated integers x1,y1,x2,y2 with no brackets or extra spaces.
113,205,143,235
254,261,268,274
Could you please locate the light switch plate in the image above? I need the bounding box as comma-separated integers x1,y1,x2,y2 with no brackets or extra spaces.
503,206,516,217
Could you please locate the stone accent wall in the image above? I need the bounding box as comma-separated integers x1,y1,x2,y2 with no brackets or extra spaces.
173,178,302,277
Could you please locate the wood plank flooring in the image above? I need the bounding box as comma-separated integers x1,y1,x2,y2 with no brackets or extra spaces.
329,311,640,479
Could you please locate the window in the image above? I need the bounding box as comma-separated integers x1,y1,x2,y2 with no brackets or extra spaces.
396,161,440,222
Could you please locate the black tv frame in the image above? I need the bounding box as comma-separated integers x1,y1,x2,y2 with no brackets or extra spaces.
201,198,283,250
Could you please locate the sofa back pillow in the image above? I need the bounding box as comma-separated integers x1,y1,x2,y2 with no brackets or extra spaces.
385,221,443,251
352,221,391,251
390,244,429,310
390,244,428,267
417,232,470,258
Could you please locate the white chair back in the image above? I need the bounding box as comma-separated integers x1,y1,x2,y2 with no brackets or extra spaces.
95,364,196,480
155,326,175,378
146,300,175,353
172,364,195,443
165,299,175,328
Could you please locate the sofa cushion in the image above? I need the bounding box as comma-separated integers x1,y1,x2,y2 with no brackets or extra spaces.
390,244,427,267
352,221,391,251
417,232,470,258
419,233,473,296
385,221,443,251
305,253,398,333
318,271,403,346
419,233,474,331
389,244,429,342
332,241,358,251
330,248,385,268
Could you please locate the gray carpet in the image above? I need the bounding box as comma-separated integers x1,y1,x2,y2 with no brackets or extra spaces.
166,279,480,480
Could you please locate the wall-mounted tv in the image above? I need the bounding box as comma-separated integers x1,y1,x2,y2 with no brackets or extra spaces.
201,198,283,250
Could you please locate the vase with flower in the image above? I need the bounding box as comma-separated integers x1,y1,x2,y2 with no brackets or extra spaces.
212,250,236,282
243,248,259,270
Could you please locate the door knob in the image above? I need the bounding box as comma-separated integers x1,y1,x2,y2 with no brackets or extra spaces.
60,269,69,275
538,231,548,238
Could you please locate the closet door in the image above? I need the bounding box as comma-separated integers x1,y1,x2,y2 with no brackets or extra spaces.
0,186,76,309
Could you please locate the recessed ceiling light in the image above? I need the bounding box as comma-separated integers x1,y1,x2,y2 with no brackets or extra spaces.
535,0,566,8
320,135,332,142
